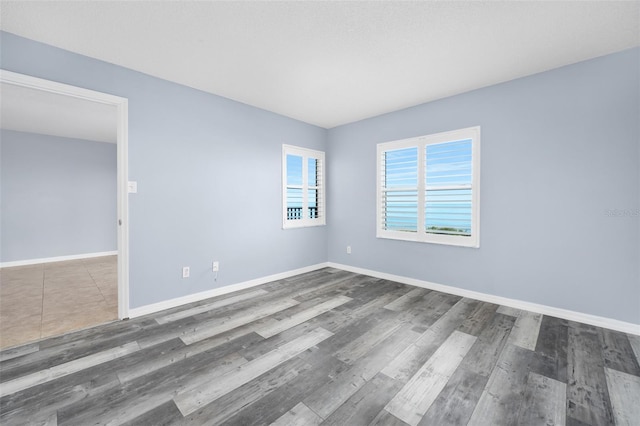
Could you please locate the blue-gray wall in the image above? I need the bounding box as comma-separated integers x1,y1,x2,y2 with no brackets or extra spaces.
0,31,328,309
327,48,640,324
1,130,117,261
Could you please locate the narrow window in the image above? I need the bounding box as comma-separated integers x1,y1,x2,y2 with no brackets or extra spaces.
283,145,325,228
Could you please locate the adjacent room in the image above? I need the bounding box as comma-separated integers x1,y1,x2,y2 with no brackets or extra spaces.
0,84,119,348
0,1,638,425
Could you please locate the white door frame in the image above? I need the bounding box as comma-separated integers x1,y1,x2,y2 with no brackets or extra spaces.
1,69,130,319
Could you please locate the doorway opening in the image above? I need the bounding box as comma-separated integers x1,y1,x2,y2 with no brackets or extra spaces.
0,70,129,348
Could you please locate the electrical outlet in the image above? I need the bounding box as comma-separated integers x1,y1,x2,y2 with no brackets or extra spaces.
212,261,219,272
347,245,352,254
182,266,190,278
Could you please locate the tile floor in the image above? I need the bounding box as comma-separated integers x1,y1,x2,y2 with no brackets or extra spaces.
0,256,117,349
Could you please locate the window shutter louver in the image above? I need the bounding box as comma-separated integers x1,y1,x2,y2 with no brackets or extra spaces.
381,147,418,232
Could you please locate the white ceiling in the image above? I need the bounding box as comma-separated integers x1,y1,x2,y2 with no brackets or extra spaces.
1,1,639,129
0,82,118,143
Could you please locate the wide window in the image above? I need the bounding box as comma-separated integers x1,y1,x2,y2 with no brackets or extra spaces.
282,145,325,229
377,126,480,247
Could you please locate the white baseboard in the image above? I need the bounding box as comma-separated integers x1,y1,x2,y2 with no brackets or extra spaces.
121,259,640,335
128,262,330,318
0,251,118,268
328,262,640,336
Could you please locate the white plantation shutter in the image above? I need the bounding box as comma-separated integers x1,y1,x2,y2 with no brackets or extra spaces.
283,145,325,228
308,157,322,219
377,127,480,247
381,147,418,232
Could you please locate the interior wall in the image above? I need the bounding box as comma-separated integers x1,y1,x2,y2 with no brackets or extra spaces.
0,31,328,309
327,47,640,325
1,130,117,262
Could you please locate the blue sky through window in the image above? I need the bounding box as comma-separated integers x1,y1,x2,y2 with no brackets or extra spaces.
426,139,472,234
287,154,303,186
286,154,303,211
287,154,319,218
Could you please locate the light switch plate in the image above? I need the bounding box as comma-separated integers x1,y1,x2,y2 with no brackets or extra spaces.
128,181,138,193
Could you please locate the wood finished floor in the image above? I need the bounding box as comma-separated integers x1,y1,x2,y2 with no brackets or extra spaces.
1,268,639,425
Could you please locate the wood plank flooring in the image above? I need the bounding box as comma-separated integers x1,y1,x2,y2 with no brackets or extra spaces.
1,268,639,425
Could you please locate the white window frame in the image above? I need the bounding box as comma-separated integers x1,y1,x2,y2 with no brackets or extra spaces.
282,144,326,229
376,126,480,248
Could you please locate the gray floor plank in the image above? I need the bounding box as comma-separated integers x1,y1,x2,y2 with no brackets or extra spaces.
598,328,640,376
467,343,534,426
0,342,140,397
58,352,248,426
417,314,515,426
418,367,488,426
334,320,404,364
384,331,477,426
0,342,40,362
381,298,479,382
290,273,370,303
507,310,543,350
399,291,461,328
113,338,190,383
28,316,149,352
339,285,413,322
318,307,401,358
270,402,322,426
517,372,566,426
604,366,640,426
566,416,595,426
184,357,312,425
321,373,403,426
304,323,420,420
383,288,429,312
348,279,405,304
179,298,300,345
235,294,403,365
174,327,333,416
566,321,615,426
54,333,261,425
220,346,349,426
254,295,352,338
458,312,516,377
628,334,640,364
368,409,410,426
1,370,120,425
495,305,521,317
155,289,270,324
237,296,399,363
531,315,568,382
5,411,57,426
456,302,499,336
120,400,184,426
133,295,298,349
0,319,154,381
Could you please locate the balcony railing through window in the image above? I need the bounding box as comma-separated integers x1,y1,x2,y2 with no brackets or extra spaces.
287,206,319,220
